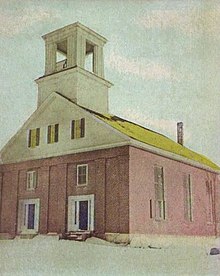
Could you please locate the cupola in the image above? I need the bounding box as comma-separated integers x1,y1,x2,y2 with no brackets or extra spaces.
35,22,112,113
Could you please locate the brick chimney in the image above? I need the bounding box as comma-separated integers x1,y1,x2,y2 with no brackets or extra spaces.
177,122,183,145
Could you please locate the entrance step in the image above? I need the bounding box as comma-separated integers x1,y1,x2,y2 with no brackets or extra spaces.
19,234,37,239
60,231,91,241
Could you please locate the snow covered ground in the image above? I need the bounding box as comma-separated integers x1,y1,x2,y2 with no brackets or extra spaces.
0,236,220,276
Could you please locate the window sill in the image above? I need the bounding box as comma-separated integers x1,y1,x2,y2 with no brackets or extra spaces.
155,218,166,222
76,184,88,187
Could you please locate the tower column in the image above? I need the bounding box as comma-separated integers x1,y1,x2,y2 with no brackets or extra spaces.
67,36,76,68
45,42,57,75
96,46,104,78
76,32,86,68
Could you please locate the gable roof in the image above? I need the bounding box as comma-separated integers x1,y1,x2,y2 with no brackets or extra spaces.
87,111,220,171
54,92,219,171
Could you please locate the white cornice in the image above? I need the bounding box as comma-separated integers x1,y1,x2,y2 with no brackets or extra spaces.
35,66,113,88
42,22,107,44
1,142,130,165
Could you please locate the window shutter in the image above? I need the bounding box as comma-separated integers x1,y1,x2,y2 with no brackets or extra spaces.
162,201,166,220
36,128,40,146
154,166,165,219
27,172,31,189
24,204,27,226
80,118,85,138
55,124,59,142
183,174,192,221
149,199,153,219
154,166,159,183
71,120,75,139
48,125,51,143
154,166,164,201
188,176,192,221
33,171,37,189
30,129,36,148
155,184,164,201
28,130,32,147
183,174,188,220
154,166,163,182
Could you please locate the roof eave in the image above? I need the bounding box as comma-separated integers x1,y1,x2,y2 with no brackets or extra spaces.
129,139,220,174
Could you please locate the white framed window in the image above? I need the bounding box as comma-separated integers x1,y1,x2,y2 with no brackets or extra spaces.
28,128,40,148
26,170,37,191
183,174,193,222
154,165,165,220
77,164,88,186
47,124,59,144
206,180,214,223
71,118,85,139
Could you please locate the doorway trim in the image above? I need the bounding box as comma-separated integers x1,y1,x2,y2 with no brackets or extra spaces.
17,198,40,234
68,194,94,232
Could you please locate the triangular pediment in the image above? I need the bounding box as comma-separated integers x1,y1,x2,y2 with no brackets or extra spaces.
0,93,129,164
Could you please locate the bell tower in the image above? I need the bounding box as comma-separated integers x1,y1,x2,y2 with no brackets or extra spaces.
35,22,112,113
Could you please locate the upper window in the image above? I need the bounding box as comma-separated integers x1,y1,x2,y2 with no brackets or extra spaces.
183,174,193,222
85,41,95,72
56,40,67,70
71,118,85,139
26,170,37,191
47,124,59,144
154,166,165,220
28,128,40,148
77,164,88,186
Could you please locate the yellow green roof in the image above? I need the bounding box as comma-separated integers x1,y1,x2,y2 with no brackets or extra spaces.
93,113,220,171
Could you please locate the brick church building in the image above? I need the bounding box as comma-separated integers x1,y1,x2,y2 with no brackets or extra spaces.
0,22,219,243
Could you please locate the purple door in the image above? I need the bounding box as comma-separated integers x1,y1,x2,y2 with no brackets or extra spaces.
79,201,88,230
27,204,35,229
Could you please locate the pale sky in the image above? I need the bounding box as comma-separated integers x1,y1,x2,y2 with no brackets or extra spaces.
0,0,220,166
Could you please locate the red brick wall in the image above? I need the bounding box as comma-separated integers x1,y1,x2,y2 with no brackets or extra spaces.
0,145,218,238
48,164,67,233
105,155,129,233
215,175,220,235
129,146,218,236
0,146,130,237
0,171,18,235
